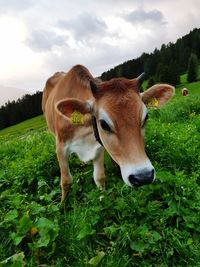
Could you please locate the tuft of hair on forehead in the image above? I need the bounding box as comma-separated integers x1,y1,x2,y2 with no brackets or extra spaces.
68,64,95,88
70,64,92,79
95,78,139,98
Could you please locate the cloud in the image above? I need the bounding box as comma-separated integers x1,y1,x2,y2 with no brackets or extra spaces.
46,42,121,75
124,8,166,25
25,30,68,52
0,0,35,13
0,0,200,96
44,28,164,78
57,13,107,41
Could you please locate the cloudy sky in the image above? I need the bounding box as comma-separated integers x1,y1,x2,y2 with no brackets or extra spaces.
0,0,199,95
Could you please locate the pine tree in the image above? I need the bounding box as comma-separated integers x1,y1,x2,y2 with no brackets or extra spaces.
168,61,180,86
187,53,198,82
147,77,155,88
159,66,170,83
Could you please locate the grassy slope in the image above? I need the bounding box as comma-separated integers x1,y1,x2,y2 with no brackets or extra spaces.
0,115,46,141
0,71,199,140
176,69,200,95
0,74,200,266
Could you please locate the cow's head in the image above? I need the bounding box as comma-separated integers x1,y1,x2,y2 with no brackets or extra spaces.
57,75,174,188
89,77,174,187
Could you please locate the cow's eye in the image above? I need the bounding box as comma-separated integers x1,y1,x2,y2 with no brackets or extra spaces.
99,119,111,132
142,114,149,127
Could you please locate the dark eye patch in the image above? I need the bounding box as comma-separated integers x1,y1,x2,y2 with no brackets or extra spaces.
99,119,111,132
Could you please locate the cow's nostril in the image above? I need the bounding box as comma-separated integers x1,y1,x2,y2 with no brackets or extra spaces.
128,175,141,187
128,169,155,187
150,169,154,180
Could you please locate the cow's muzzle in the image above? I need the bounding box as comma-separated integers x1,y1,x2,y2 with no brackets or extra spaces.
128,169,155,187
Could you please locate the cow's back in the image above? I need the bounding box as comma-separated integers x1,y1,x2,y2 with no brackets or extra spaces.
42,65,94,134
42,71,65,113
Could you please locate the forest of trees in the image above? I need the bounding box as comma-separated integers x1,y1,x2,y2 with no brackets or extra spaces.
0,28,200,130
0,92,42,130
101,28,200,87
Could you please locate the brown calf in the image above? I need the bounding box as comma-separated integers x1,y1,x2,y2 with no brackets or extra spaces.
42,65,174,201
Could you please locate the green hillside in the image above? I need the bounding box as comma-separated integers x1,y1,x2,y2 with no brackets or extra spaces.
0,115,46,141
0,75,199,141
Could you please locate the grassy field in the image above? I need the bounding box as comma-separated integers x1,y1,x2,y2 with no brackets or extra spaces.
0,115,46,141
0,79,200,266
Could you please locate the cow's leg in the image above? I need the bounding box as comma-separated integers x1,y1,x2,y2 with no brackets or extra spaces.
93,148,105,190
56,139,72,202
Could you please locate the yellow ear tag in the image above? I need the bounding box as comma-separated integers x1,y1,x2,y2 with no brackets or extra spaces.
70,111,84,125
148,97,158,108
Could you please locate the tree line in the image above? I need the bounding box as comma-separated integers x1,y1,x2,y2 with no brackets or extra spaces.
0,92,42,130
101,28,200,87
0,28,200,130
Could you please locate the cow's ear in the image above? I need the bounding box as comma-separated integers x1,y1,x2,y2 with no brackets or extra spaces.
56,98,92,125
141,84,175,108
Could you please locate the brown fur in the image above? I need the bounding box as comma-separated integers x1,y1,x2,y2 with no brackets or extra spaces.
95,88,145,165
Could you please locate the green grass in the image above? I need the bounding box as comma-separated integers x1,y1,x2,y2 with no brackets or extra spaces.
0,115,46,141
175,69,200,96
177,63,200,95
0,78,200,266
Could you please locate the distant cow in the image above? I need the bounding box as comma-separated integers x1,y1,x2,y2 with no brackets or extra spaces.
42,65,174,201
182,88,189,96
